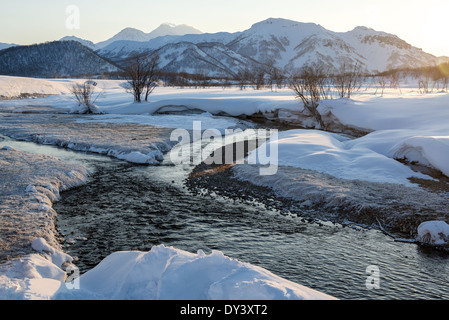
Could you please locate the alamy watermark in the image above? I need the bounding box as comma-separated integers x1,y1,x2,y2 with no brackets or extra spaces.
169,122,279,176
366,265,380,290
66,5,80,30
65,265,80,290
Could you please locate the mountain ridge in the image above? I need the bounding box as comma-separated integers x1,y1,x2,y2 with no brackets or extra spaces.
1,18,447,78
95,23,203,49
97,17,442,77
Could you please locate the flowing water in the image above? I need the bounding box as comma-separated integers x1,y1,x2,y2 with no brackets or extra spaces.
2,133,449,300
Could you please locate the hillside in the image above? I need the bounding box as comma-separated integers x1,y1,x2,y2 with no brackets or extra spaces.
0,41,119,78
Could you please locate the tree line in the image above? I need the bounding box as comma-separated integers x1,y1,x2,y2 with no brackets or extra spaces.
71,51,449,117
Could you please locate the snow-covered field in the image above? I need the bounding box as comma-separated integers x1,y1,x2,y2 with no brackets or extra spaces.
2,75,449,180
1,75,449,300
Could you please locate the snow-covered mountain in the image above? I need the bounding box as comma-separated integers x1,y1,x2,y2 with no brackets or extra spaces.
98,18,441,76
0,43,17,51
147,23,203,40
153,42,264,77
0,41,119,77
338,26,438,72
95,23,203,49
1,18,442,78
60,36,97,50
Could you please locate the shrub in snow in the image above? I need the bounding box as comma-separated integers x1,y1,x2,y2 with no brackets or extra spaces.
69,81,102,114
417,221,449,246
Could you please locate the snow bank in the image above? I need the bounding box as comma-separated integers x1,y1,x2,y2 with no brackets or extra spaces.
0,243,336,300
72,245,335,300
75,112,246,130
326,93,449,132
246,129,432,185
390,136,449,177
417,221,449,246
105,96,298,117
0,76,124,98
0,146,90,260
0,113,176,165
0,254,68,300
0,76,70,97
322,94,449,176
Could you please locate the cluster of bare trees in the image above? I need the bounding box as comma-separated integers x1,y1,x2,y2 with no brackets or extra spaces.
116,53,449,111
234,65,286,91
416,64,449,94
374,63,449,95
123,54,160,103
288,63,364,128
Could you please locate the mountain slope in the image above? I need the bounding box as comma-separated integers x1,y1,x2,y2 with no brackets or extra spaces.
153,42,264,77
96,23,202,49
60,36,98,50
147,23,203,39
98,18,440,76
338,26,437,73
0,41,119,77
0,43,17,51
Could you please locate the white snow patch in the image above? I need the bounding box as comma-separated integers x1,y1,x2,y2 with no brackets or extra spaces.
71,245,336,300
31,238,73,271
0,244,336,300
245,129,432,185
115,150,164,165
417,221,449,246
391,136,449,177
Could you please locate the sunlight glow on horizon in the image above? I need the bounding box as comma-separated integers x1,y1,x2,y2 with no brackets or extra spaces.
1,0,449,56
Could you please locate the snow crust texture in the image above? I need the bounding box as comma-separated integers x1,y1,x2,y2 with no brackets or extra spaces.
0,147,89,261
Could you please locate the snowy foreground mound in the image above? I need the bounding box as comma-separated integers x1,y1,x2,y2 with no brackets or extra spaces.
0,242,336,300
417,221,449,246
245,129,434,186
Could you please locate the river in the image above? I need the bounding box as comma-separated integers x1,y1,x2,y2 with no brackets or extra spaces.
1,130,449,300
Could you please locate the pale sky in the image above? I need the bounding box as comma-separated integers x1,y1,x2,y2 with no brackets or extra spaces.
1,0,449,56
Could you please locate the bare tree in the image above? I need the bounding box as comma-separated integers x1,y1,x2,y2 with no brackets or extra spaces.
388,71,402,94
123,54,159,103
69,80,101,113
289,64,329,129
418,72,432,94
143,54,159,101
235,68,251,90
253,67,266,90
333,63,364,99
442,75,449,93
375,76,388,96
438,62,449,92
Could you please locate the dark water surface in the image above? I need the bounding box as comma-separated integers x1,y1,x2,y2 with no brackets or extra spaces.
2,134,449,300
